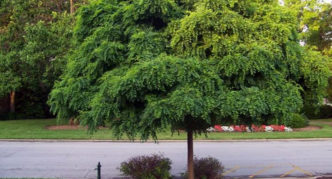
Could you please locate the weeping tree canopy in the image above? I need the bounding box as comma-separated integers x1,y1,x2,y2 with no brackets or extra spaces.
49,0,329,139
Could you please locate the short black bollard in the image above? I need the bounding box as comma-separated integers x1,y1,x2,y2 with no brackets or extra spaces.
96,162,101,179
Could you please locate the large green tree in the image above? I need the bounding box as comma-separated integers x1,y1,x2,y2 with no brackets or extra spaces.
49,0,329,178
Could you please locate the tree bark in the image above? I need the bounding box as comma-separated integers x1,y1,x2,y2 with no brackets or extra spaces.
187,129,194,179
10,91,15,113
70,0,74,14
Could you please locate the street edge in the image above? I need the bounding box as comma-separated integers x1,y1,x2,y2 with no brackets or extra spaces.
2,138,332,143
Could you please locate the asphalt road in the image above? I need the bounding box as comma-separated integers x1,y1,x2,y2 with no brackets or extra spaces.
0,140,332,179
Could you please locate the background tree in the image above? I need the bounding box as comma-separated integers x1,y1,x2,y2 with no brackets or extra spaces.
285,0,331,55
0,0,82,118
285,0,332,110
18,13,73,117
48,0,330,178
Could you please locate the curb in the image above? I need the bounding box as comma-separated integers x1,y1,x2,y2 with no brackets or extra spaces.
258,177,332,179
236,176,332,179
1,138,332,143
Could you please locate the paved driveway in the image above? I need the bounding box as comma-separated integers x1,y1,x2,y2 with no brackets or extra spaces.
0,140,332,178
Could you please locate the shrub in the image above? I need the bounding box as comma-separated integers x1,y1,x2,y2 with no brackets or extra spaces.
303,105,332,119
289,113,309,128
303,105,319,119
317,105,332,119
186,157,224,179
119,154,172,179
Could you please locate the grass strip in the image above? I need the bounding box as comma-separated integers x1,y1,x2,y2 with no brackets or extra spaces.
0,119,332,140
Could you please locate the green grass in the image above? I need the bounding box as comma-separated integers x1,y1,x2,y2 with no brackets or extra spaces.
1,119,332,140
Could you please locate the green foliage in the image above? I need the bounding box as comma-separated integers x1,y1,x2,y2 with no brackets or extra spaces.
49,0,329,140
285,0,331,55
20,14,73,91
319,105,332,119
304,105,332,119
284,0,332,104
289,113,309,128
0,0,75,118
120,154,172,179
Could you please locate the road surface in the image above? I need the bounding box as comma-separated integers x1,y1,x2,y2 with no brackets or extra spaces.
0,140,332,178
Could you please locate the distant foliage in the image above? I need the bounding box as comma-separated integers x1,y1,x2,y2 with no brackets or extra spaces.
0,0,76,118
49,0,329,139
284,0,332,106
317,105,332,119
285,0,331,56
304,105,332,119
120,154,172,179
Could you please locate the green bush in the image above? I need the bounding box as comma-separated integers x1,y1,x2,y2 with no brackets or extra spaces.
317,105,332,119
184,157,224,179
120,154,172,179
303,105,318,119
303,105,332,119
289,113,309,128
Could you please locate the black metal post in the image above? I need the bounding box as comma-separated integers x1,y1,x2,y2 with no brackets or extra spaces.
97,162,101,179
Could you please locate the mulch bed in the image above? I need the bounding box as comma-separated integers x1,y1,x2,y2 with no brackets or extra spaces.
293,126,321,132
46,125,108,130
46,125,85,130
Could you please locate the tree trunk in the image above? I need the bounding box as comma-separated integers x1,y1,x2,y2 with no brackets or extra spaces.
187,129,194,179
10,91,15,113
70,0,74,14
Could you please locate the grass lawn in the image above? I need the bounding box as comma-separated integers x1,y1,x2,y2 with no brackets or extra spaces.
1,118,332,140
